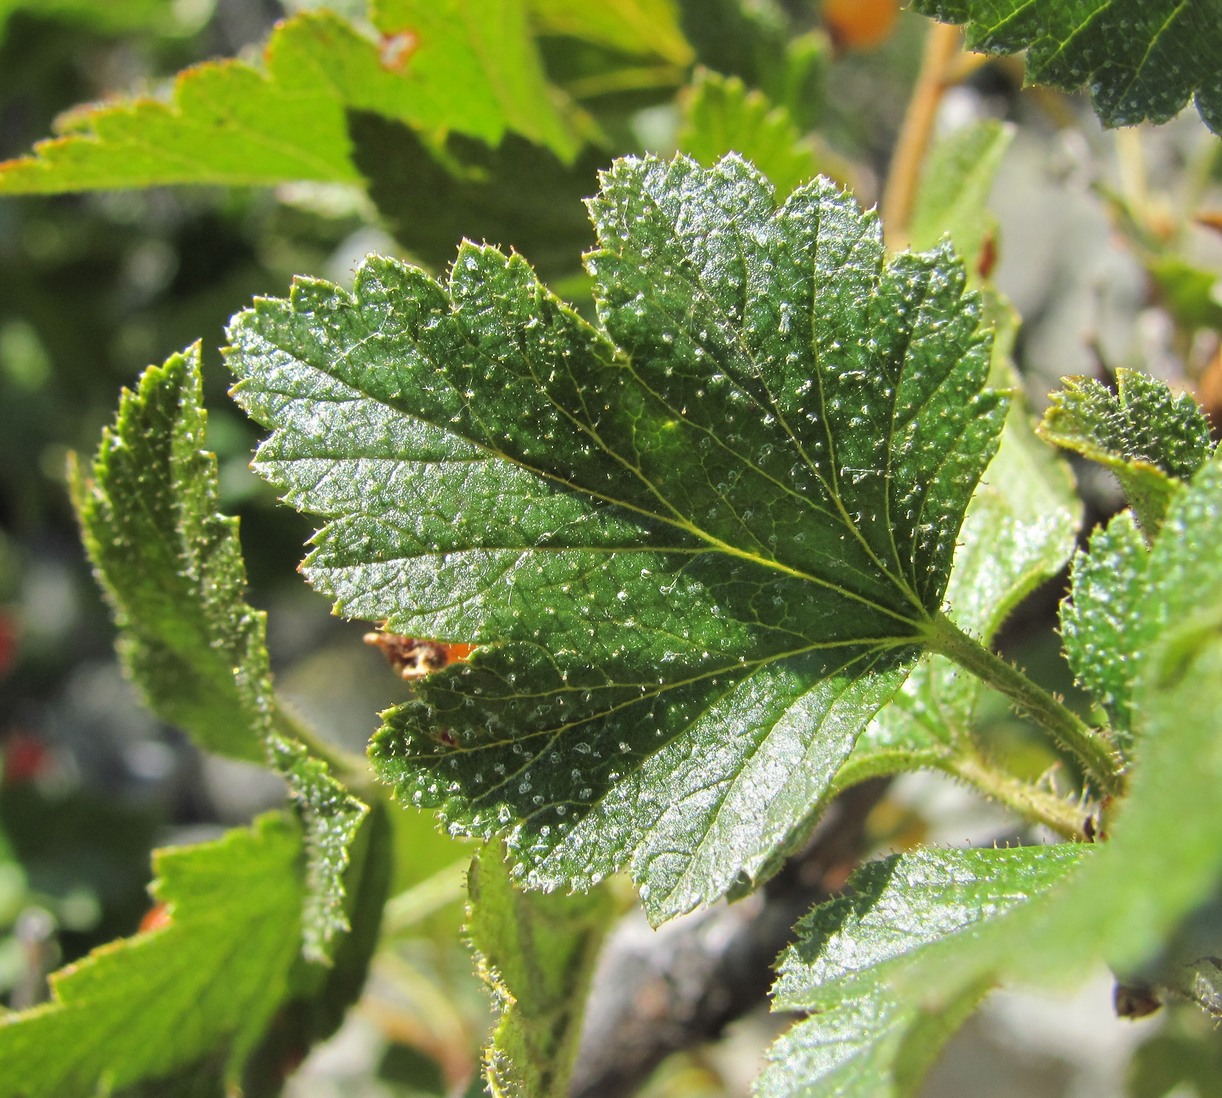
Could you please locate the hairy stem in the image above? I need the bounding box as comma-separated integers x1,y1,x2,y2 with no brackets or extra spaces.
927,613,1126,799
881,20,962,249
943,750,1087,840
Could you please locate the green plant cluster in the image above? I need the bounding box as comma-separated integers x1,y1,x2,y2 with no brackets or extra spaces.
0,1,1219,1095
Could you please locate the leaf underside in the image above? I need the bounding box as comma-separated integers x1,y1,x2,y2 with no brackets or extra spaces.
761,844,1086,1098
227,153,1005,923
910,0,1222,134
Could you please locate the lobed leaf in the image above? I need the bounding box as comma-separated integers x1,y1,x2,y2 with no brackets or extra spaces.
677,68,820,200
910,0,1222,134
0,3,578,194
227,153,1005,923
1039,369,1214,534
71,346,368,962
467,841,615,1097
0,816,305,1097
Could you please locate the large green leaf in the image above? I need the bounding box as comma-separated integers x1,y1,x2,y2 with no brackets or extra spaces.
0,815,304,1097
910,0,1222,134
71,346,368,962
467,841,615,1097
0,3,578,194
227,153,1005,923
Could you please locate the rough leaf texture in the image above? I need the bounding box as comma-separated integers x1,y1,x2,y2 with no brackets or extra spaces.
1039,369,1215,534
71,347,367,961
911,0,1222,134
227,153,1005,923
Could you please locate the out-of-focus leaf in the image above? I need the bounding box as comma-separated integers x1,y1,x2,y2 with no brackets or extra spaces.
527,0,693,64
677,68,820,199
348,113,603,281
675,0,826,130
1039,369,1214,535
0,816,305,1097
907,121,1013,274
910,0,1222,134
467,842,615,1097
0,4,578,194
227,153,1005,923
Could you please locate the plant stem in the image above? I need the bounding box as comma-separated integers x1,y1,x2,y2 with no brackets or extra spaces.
943,750,1086,840
927,613,1126,798
881,20,962,249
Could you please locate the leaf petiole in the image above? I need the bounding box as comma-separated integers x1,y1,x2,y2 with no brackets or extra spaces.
927,613,1126,799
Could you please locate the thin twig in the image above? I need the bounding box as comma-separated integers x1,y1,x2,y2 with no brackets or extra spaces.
881,20,963,249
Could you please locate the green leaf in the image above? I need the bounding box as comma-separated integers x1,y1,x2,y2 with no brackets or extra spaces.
227,153,1006,923
70,345,267,765
677,69,820,200
1038,369,1214,535
527,0,694,65
675,0,826,130
838,310,1081,788
831,456,1222,1018
269,733,371,964
909,0,1222,134
71,345,367,962
348,114,604,281
467,841,615,1097
756,984,985,1098
0,815,306,1097
1060,511,1150,749
0,4,578,194
0,0,166,35
907,121,1013,276
760,845,1085,1097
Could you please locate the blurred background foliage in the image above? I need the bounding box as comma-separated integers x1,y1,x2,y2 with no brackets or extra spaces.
0,1,1218,1094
